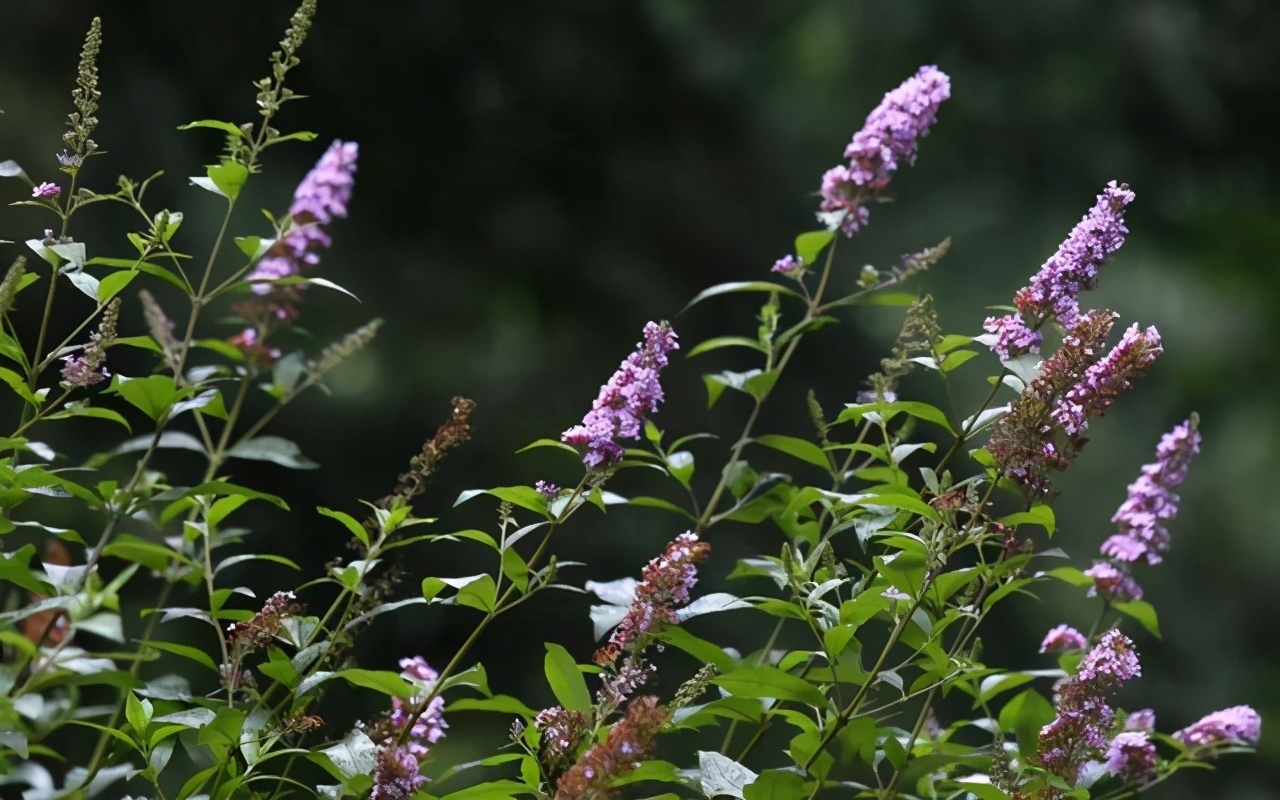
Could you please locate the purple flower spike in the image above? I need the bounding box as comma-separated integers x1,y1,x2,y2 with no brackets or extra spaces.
1052,322,1162,436
1102,416,1200,565
1015,181,1136,329
817,65,951,235
1040,624,1088,654
1174,705,1262,749
562,321,678,469
247,139,359,297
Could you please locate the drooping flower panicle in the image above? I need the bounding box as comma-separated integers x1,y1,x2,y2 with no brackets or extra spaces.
562,321,678,469
818,65,951,235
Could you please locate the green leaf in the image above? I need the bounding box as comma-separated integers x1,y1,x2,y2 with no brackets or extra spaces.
333,668,415,697
713,665,827,708
626,495,696,520
143,640,219,672
102,534,185,572
45,402,132,431
319,506,370,548
687,336,768,358
999,688,1056,758
436,780,532,800
0,367,38,406
836,400,955,434
744,769,808,800
1003,503,1056,534
753,434,830,470
191,160,249,201
115,374,184,421
1113,600,1161,639
227,436,318,469
126,691,152,735
940,349,979,373
682,281,801,312
454,486,547,516
544,643,592,712
453,573,496,612
178,119,249,139
515,438,579,455
0,545,52,595
97,270,138,302
794,229,836,266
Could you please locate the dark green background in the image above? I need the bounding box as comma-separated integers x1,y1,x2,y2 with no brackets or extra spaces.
1,1,1275,797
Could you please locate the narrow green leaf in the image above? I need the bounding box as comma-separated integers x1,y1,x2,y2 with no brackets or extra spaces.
682,281,801,312
686,336,768,358
713,665,826,708
752,434,830,470
544,643,592,712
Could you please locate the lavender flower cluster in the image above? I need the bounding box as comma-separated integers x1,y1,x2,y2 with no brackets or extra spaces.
562,321,678,469
1037,630,1141,784
818,65,951,235
1085,416,1200,602
982,181,1136,361
235,139,358,360
389,656,449,760
368,656,448,799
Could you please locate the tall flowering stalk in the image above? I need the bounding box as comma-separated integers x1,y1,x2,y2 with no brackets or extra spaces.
60,297,119,387
818,65,951,236
562,321,679,469
1086,416,1200,601
982,182,1136,360
1036,630,1141,788
234,139,358,359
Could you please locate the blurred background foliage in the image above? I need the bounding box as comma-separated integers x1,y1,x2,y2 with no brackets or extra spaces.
1,1,1276,796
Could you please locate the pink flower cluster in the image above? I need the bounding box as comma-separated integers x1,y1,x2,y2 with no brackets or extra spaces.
562,321,679,469
818,65,951,235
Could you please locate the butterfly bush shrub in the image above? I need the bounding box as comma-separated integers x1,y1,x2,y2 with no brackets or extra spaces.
0,5,1261,800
